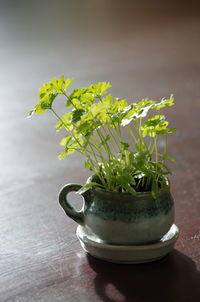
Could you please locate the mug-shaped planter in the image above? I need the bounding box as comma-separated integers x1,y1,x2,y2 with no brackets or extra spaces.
59,182,174,245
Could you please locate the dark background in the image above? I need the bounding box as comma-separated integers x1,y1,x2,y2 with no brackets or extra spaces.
0,1,200,301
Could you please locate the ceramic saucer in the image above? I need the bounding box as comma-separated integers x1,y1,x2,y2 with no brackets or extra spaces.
76,224,179,264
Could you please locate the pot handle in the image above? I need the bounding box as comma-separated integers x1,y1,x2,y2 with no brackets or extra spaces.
59,184,84,225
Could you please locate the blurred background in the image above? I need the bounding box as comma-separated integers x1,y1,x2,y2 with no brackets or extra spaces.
1,1,200,300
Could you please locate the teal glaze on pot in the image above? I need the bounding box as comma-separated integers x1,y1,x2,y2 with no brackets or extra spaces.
59,183,174,245
86,189,173,223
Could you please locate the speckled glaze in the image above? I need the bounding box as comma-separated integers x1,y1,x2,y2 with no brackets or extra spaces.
59,182,174,245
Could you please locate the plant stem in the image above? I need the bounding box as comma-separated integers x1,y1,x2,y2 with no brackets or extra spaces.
50,108,96,169
154,136,159,178
51,108,81,147
155,137,158,163
165,134,167,154
63,92,79,110
96,128,111,161
127,125,137,143
108,127,121,150
101,125,118,154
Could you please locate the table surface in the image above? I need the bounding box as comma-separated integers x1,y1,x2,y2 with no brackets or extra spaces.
1,1,200,301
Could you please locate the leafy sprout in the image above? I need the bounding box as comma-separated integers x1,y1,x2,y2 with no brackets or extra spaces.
28,75,176,198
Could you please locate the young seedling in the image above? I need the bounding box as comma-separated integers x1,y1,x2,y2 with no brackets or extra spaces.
28,76,176,197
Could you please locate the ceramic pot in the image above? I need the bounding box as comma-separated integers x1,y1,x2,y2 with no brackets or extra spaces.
59,181,174,245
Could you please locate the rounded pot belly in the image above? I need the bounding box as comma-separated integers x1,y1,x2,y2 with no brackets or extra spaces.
85,206,175,245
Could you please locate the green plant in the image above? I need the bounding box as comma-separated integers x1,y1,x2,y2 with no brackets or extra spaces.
28,75,176,197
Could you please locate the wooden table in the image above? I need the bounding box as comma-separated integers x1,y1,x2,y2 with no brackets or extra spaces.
1,1,200,301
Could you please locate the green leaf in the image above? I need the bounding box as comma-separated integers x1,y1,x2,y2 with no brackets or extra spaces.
168,154,175,162
113,171,136,195
99,135,110,146
71,88,87,98
128,152,135,164
89,100,111,123
77,182,104,194
135,142,145,152
47,76,73,93
135,98,155,110
34,87,58,114
54,112,73,131
167,128,176,134
120,142,130,150
77,119,101,137
72,109,85,123
35,76,73,115
34,104,45,114
59,135,72,146
123,183,136,195
76,121,92,136
58,143,77,160
140,125,156,137
120,105,135,126
162,153,168,160
162,153,175,162
111,98,128,112
145,115,165,127
140,115,170,137
78,92,95,105
136,104,155,118
120,100,155,126
84,161,92,170
126,174,136,186
64,78,74,90
66,97,80,108
154,95,174,110
162,163,172,174
66,86,96,108
57,149,71,160
89,82,112,96
27,110,35,118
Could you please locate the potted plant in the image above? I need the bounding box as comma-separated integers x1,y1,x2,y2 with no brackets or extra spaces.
29,76,179,263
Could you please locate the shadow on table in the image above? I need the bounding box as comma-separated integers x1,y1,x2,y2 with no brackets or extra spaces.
87,250,200,302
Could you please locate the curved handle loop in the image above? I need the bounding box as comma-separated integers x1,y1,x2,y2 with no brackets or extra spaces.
59,184,84,225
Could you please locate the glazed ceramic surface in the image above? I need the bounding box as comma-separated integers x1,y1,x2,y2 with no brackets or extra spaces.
59,182,174,245
76,224,179,264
